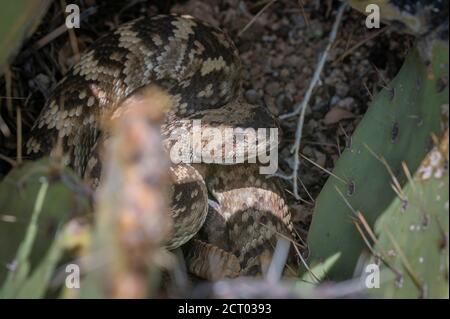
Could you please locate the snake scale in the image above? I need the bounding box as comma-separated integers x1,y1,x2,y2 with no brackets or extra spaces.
26,14,297,279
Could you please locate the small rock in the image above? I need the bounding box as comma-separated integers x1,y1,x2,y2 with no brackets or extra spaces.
330,95,341,106
290,14,306,28
262,35,276,43
337,97,355,110
280,68,290,79
245,89,261,104
335,83,350,96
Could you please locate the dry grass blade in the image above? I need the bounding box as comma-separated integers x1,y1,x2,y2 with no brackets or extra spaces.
353,220,376,255
0,114,11,138
16,107,22,164
260,223,319,283
334,185,357,216
363,143,406,199
333,27,387,65
33,24,68,51
0,154,16,167
300,153,347,184
297,0,309,27
356,212,377,244
4,66,13,114
238,0,277,37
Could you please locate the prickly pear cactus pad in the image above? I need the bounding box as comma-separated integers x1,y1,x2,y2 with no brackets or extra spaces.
0,159,90,285
0,1,51,73
307,41,449,280
368,130,448,298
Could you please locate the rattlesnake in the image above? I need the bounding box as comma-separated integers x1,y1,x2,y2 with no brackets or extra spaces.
26,14,297,279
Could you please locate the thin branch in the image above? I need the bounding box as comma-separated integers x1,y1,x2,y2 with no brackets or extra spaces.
238,0,277,37
278,3,347,199
0,154,17,167
280,2,346,119
16,107,22,164
0,115,11,138
297,0,309,28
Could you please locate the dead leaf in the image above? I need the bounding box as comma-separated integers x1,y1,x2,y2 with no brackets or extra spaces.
323,107,355,125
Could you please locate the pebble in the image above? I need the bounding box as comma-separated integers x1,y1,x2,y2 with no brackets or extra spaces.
280,68,290,79
335,83,350,96
337,97,355,110
262,35,277,43
330,95,341,106
245,89,261,104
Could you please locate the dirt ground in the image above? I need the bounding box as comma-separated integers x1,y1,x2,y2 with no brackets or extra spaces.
0,0,414,239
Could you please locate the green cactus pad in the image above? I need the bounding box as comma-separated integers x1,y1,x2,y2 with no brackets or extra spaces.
368,133,448,298
307,42,449,280
0,159,90,290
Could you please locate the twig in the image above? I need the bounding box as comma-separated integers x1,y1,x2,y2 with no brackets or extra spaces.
16,107,22,164
278,3,347,199
33,24,68,50
0,154,16,167
238,0,277,37
4,66,13,114
32,7,96,51
0,115,11,138
298,0,309,28
0,96,27,100
280,2,346,119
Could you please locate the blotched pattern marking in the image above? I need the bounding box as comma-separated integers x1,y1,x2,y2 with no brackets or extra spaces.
25,14,296,279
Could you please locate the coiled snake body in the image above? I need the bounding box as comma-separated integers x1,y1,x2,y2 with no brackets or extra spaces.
26,14,296,278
